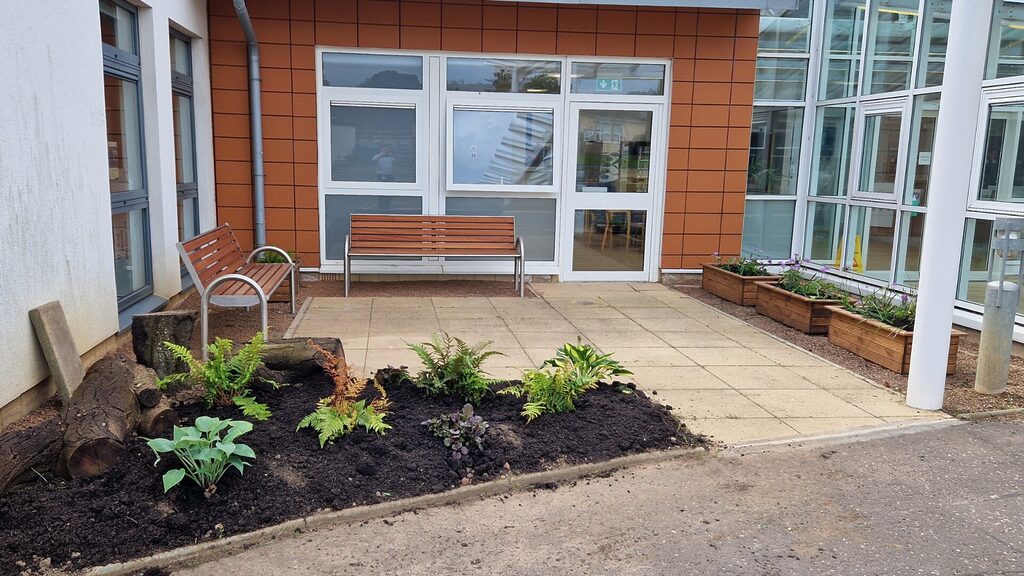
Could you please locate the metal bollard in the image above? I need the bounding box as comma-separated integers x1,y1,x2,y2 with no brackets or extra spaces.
975,280,1020,395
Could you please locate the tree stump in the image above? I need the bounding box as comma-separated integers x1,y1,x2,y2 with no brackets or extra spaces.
132,310,196,378
138,397,177,438
130,363,163,408
259,338,345,381
0,419,64,492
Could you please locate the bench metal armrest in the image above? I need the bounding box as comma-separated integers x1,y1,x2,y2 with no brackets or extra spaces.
247,245,294,265
201,273,269,360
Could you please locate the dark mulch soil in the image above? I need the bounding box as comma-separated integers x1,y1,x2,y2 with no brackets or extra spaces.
0,371,700,574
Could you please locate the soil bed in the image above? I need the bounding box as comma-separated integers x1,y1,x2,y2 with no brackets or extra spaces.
0,368,699,574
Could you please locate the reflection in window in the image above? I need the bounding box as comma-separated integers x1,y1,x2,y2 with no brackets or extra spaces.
452,109,554,186
573,210,646,272
864,0,918,94
858,113,902,195
324,195,422,261
575,110,652,193
896,211,925,287
957,218,1024,313
322,53,423,89
570,63,665,95
330,105,416,183
446,197,557,261
748,107,803,196
905,94,939,206
755,58,808,101
811,105,855,197
979,103,1024,203
112,208,150,299
105,75,143,196
917,0,950,87
100,0,136,54
447,58,560,93
804,202,846,264
742,200,795,259
820,0,867,100
758,0,812,53
172,94,196,187
988,1,1024,80
177,197,199,244
845,205,896,280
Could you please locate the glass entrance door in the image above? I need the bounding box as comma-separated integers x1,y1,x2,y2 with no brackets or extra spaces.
562,103,663,281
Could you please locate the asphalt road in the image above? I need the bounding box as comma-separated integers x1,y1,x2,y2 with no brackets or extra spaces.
179,421,1024,576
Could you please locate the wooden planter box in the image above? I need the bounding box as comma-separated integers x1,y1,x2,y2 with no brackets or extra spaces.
701,264,780,306
754,282,840,334
825,306,964,375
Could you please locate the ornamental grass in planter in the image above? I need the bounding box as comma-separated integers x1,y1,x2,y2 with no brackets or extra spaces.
825,290,964,375
701,254,780,306
755,264,845,334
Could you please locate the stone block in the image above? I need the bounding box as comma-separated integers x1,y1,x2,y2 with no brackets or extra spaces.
28,301,84,404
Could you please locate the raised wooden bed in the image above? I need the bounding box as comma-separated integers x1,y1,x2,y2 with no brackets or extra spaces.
825,306,964,375
754,282,840,335
701,264,780,306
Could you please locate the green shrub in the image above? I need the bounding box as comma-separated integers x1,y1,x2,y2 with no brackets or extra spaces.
841,289,916,331
777,268,845,300
146,416,256,497
541,340,633,383
254,250,298,264
422,403,488,461
714,253,769,277
297,341,390,448
408,332,504,403
159,332,276,420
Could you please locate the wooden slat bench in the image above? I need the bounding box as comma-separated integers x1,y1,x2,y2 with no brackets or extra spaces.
344,214,525,297
177,224,297,358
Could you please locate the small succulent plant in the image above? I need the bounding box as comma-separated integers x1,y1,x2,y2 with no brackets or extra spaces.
422,404,488,461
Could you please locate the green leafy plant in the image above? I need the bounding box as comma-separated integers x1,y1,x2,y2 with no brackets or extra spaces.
422,404,488,461
158,332,276,420
408,332,504,403
501,341,631,422
777,262,845,300
713,252,770,277
841,289,917,331
254,249,298,264
159,333,275,420
146,416,256,497
297,341,391,448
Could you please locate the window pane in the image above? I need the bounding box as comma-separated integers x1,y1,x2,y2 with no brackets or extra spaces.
988,1,1024,80
575,110,652,193
820,0,867,100
330,105,416,183
811,105,855,197
572,210,646,272
858,113,902,195
742,200,795,259
105,75,144,195
895,211,924,287
323,195,422,261
322,53,423,89
570,62,665,95
845,206,895,280
755,58,808,101
804,202,846,264
170,34,191,77
112,208,150,299
447,58,560,93
173,94,196,186
758,0,812,53
452,109,554,186
957,218,1024,313
446,197,557,261
864,0,918,94
177,195,200,242
904,94,940,206
979,103,1024,203
748,107,803,196
99,0,136,55
918,0,951,87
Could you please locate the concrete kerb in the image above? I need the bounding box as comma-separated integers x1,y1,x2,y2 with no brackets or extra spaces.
282,297,313,339
725,417,964,455
957,406,1024,420
87,445,711,576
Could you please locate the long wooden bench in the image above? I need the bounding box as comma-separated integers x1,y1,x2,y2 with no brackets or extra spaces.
344,214,525,297
177,224,296,358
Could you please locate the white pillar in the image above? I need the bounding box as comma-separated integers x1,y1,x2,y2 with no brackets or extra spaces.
906,0,995,409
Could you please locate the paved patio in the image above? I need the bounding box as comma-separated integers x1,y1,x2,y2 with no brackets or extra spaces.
285,282,946,444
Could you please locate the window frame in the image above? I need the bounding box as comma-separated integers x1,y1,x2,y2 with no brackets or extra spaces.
969,85,1024,215
850,96,911,202
170,27,199,245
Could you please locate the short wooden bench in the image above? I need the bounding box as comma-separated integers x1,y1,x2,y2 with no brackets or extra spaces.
177,224,297,358
344,214,525,297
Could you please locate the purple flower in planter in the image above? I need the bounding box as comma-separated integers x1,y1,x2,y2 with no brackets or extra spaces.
841,265,852,272
900,293,911,306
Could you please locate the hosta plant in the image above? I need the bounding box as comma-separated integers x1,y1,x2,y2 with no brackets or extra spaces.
296,341,391,448
146,416,256,497
541,340,633,383
422,403,488,461
408,332,504,403
159,332,276,420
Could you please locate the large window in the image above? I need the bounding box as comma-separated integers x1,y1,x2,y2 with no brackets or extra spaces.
329,105,418,184
988,1,1024,80
821,0,867,100
958,218,1024,314
904,93,939,206
857,112,902,196
171,29,199,244
917,0,951,87
811,105,856,197
449,108,555,189
863,0,919,95
978,102,1024,204
748,107,803,197
574,110,652,193
844,205,896,280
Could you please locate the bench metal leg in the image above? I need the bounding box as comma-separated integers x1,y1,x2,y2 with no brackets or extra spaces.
344,235,351,297
516,238,526,298
201,274,269,361
289,263,297,314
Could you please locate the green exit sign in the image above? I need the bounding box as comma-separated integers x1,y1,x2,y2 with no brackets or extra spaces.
596,77,622,93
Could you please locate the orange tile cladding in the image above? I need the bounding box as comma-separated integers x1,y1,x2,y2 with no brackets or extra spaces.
209,2,758,268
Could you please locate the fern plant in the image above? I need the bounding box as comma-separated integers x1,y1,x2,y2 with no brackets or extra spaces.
408,332,504,403
297,341,391,448
158,332,276,420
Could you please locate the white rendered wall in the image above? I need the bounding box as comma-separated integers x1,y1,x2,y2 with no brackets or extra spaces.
0,0,214,412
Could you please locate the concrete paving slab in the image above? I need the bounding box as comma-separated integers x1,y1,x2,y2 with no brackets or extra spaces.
655,331,740,348
632,366,731,389
741,389,874,418
606,348,697,368
587,331,674,349
750,346,831,366
707,366,818,390
783,417,888,435
829,388,939,418
787,366,880,389
676,347,776,366
655,389,774,418
686,417,799,443
568,318,647,333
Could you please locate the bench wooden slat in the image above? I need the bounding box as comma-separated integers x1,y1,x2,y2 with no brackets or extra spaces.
351,215,514,224
351,221,515,231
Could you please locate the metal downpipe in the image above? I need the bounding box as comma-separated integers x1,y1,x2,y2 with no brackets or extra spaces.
232,0,266,247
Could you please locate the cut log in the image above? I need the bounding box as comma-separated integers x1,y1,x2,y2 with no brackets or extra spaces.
132,310,196,378
138,397,177,438
259,338,345,380
59,356,141,479
0,418,64,493
130,363,163,409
